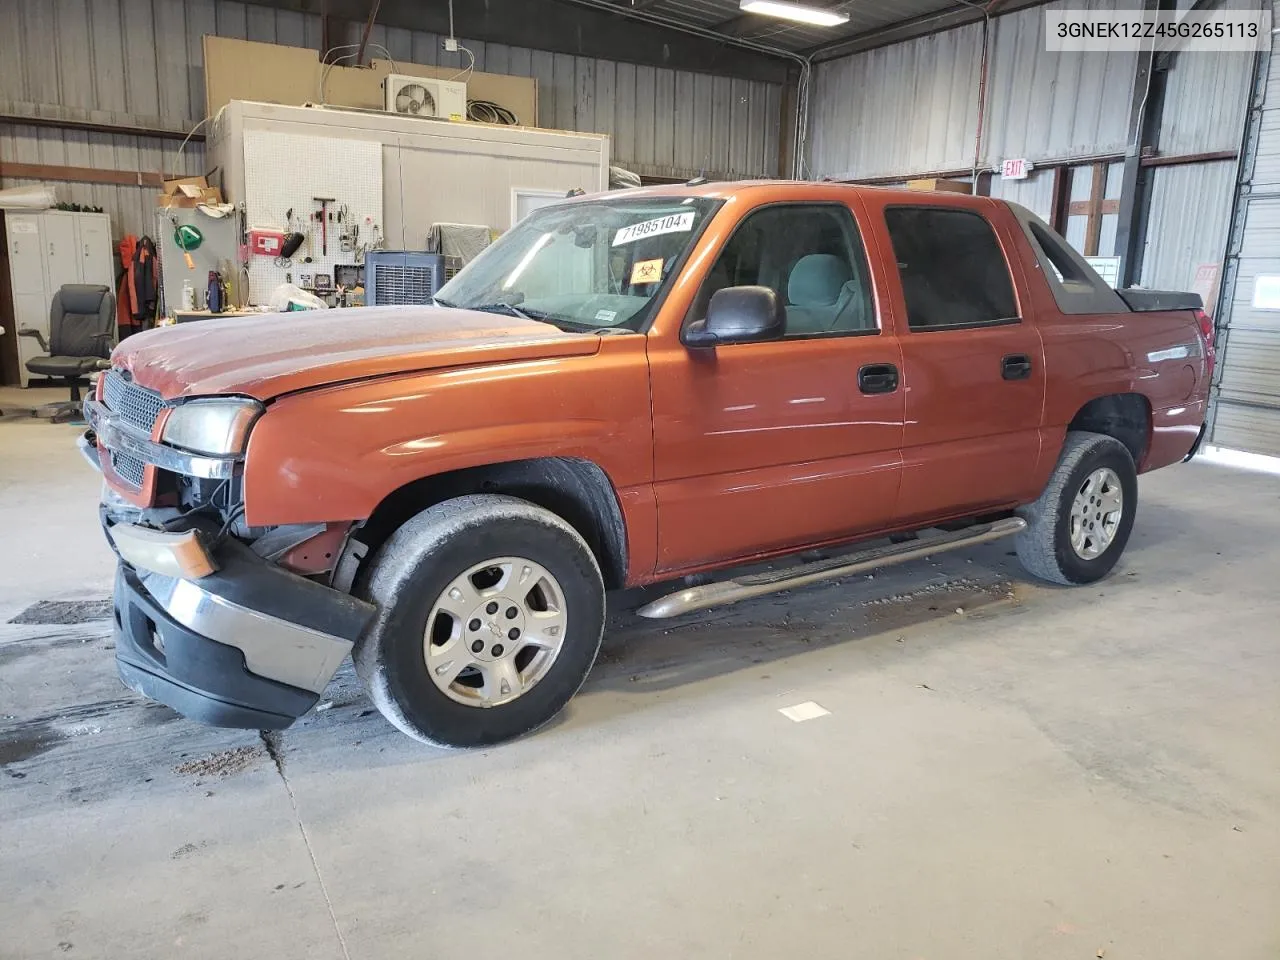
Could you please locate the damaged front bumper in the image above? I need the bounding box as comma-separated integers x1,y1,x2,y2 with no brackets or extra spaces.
109,522,374,730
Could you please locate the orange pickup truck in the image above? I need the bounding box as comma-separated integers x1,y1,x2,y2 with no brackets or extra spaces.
84,181,1213,747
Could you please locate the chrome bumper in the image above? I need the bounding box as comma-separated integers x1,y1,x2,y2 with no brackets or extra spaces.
76,430,103,472
110,529,376,705
84,398,240,481
138,570,353,693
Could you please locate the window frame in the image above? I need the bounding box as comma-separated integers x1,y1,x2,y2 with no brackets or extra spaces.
883,204,1023,334
681,200,881,343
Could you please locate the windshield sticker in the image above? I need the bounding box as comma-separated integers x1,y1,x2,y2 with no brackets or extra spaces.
594,309,619,323
613,211,695,247
630,259,664,285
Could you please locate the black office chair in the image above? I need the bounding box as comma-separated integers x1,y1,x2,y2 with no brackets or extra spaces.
20,284,116,423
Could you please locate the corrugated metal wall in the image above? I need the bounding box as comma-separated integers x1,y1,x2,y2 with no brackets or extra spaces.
1,0,783,242
807,0,1138,181
1159,39,1253,156
1138,28,1254,298
1140,160,1239,293
987,168,1056,222
0,127,206,242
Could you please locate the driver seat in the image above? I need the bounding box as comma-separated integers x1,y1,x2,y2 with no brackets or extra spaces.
785,254,865,334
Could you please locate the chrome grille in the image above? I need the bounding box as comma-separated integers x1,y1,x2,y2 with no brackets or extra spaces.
110,451,146,488
103,369,164,434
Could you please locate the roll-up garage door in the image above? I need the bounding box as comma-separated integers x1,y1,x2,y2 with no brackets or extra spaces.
1213,41,1280,456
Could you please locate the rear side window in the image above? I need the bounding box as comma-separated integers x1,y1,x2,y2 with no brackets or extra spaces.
884,207,1019,330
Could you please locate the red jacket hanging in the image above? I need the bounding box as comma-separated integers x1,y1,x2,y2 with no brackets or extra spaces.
116,235,138,333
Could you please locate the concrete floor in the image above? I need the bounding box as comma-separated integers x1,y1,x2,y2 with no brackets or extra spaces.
2,391,1278,960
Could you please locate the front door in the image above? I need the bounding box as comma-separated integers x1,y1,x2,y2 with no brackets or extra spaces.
870,201,1046,524
649,200,905,575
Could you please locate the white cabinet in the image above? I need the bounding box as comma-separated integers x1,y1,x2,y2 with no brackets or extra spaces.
76,215,114,286
4,210,113,386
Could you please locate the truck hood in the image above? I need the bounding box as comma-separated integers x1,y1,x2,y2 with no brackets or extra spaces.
113,306,601,400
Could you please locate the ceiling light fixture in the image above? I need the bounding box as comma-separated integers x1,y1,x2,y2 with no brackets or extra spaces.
738,0,850,27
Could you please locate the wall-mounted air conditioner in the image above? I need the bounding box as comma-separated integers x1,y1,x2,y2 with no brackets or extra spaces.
383,75,468,120
365,251,447,305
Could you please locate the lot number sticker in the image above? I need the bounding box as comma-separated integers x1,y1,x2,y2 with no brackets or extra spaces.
630,259,664,285
613,212,695,247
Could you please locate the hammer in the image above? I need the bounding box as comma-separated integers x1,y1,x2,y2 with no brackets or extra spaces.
313,197,335,256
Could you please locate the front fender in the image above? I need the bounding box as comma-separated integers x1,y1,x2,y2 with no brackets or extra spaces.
241,341,653,529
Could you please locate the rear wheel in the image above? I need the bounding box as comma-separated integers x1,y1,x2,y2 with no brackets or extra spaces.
1016,431,1138,586
354,495,605,747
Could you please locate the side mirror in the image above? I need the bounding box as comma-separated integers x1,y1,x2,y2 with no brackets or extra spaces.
683,285,785,347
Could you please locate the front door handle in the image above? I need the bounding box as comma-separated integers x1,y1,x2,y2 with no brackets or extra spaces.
858,363,899,394
1002,354,1033,381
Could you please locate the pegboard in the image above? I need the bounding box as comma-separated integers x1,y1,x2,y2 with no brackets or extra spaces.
243,129,383,305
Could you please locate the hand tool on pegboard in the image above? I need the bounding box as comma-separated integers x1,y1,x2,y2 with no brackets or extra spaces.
313,197,335,256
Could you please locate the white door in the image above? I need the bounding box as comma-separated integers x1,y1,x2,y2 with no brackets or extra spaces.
42,212,81,293
76,214,114,286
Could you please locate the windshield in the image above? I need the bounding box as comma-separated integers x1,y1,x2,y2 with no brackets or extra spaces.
435,196,722,331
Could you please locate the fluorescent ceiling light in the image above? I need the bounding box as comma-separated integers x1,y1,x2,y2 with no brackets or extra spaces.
739,0,850,27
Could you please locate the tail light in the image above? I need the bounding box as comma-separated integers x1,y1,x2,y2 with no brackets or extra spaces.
1194,308,1216,379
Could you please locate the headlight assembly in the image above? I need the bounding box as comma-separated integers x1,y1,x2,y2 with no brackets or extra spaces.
161,398,263,456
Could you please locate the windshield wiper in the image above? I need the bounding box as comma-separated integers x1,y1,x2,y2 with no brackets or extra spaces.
467,302,546,322
432,296,458,308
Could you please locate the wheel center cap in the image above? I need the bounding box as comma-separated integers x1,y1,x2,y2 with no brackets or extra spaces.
465,596,526,662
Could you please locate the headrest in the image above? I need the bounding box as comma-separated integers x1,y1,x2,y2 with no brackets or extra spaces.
58,284,110,314
787,255,851,307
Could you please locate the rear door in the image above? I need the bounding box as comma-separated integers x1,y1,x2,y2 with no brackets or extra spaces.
871,199,1047,524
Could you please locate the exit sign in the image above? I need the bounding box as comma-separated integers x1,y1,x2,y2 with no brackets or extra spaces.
1001,158,1031,180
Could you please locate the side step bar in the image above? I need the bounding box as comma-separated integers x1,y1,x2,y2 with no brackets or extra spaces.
636,517,1027,620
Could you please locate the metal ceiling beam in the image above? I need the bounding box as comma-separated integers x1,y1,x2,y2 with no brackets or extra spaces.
244,0,793,82
804,0,1056,61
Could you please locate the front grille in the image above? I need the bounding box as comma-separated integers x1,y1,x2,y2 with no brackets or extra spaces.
110,451,146,488
103,369,164,434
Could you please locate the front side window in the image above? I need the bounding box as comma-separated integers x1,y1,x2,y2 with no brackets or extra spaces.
884,207,1019,331
436,196,721,331
689,203,876,337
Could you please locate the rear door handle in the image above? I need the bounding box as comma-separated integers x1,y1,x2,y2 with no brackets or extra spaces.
1002,354,1033,381
858,363,899,394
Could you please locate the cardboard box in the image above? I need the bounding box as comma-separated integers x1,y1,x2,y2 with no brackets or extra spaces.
905,178,972,194
161,176,207,196
157,177,224,208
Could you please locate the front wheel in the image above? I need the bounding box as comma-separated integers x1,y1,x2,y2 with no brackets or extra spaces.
354,495,605,747
1016,431,1138,586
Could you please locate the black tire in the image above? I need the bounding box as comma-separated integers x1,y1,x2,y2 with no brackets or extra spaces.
354,494,605,748
1015,431,1138,586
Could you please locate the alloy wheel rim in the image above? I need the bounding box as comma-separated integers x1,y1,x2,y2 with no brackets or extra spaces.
1069,467,1123,560
423,557,568,707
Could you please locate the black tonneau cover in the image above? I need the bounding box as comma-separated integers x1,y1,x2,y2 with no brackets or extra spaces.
1118,289,1202,313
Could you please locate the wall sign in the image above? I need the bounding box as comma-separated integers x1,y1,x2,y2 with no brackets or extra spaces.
1084,255,1121,288
1191,263,1221,316
1001,158,1031,180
